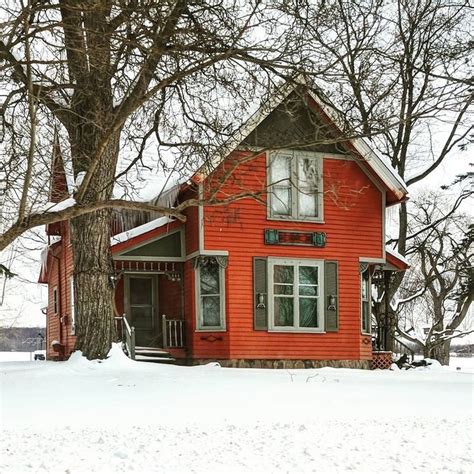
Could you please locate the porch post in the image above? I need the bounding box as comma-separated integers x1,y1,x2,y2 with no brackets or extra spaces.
162,314,168,349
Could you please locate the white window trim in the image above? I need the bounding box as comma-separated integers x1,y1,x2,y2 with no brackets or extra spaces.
268,258,325,333
52,286,58,315
195,263,226,332
70,277,76,335
267,150,324,223
361,269,372,335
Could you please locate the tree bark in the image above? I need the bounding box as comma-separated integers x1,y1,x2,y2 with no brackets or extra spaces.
424,340,451,366
71,209,115,359
69,125,120,359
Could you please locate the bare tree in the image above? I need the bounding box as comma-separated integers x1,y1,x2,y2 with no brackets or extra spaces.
0,0,312,358
288,0,472,349
395,190,473,364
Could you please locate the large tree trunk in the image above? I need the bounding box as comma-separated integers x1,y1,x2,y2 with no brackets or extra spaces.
71,209,115,359
69,121,120,359
424,340,451,366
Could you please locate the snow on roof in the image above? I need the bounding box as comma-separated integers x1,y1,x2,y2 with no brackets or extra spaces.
110,216,174,246
386,247,410,267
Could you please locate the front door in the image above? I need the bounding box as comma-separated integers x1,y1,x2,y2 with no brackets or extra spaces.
125,274,160,347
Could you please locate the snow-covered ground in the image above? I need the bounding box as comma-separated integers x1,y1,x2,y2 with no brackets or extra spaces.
1,347,473,473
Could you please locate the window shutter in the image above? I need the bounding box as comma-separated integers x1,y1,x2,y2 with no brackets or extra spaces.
324,261,339,332
253,257,268,330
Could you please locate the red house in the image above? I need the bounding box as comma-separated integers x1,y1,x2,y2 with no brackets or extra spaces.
39,84,409,368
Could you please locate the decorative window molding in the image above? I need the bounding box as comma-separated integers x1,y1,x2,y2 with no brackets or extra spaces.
360,265,371,334
268,258,324,333
264,229,326,247
193,255,228,270
268,151,323,222
195,256,226,331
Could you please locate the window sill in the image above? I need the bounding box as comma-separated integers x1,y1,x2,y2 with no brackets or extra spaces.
195,328,227,332
268,328,325,334
267,216,325,224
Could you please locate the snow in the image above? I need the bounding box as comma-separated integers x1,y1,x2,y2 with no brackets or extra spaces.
1,348,473,473
110,216,174,245
34,197,76,214
386,246,410,266
0,351,34,362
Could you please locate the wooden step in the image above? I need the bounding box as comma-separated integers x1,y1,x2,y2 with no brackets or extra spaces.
135,354,176,363
135,347,169,355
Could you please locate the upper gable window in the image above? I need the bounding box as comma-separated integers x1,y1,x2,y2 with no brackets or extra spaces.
268,151,323,221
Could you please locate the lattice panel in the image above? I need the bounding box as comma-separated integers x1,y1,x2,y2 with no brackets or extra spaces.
371,351,393,370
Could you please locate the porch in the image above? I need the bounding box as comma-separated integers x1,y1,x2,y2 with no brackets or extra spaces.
113,259,187,362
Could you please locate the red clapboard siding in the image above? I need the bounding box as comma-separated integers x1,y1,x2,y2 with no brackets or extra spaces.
192,152,383,361
45,221,76,359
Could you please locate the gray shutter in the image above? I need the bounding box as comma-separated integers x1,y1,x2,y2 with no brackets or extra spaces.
253,257,268,330
324,261,339,332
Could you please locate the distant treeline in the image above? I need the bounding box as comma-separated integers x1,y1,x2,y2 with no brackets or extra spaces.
0,327,46,352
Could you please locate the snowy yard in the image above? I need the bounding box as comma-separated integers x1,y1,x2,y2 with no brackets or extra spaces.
1,347,473,473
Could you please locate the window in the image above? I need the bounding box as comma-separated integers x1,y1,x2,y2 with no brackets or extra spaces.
196,257,226,330
361,267,371,334
70,278,76,335
268,258,324,332
52,287,58,314
268,151,323,221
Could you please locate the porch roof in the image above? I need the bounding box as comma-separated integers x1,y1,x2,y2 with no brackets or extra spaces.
385,247,410,271
111,216,174,247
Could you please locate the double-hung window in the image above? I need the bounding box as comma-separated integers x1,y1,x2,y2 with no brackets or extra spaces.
268,258,324,332
196,257,226,331
268,151,323,221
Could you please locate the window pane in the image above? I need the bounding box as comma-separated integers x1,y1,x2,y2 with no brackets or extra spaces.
131,306,153,329
299,298,318,327
299,266,318,285
298,157,319,187
274,297,294,326
272,187,291,216
298,189,318,217
200,262,220,295
271,155,291,182
361,276,369,300
362,301,370,333
298,158,319,218
202,296,221,326
299,286,318,296
274,284,293,295
274,265,294,284
130,278,153,305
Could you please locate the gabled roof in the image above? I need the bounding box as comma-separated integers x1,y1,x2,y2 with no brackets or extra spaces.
202,78,408,205
49,130,70,203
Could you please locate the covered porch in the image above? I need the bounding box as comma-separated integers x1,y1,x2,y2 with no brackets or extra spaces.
114,260,186,357
111,218,188,362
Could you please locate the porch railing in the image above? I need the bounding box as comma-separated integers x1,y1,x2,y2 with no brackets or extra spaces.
162,315,185,349
116,314,135,360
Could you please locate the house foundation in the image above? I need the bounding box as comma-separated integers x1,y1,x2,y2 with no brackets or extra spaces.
189,358,371,370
